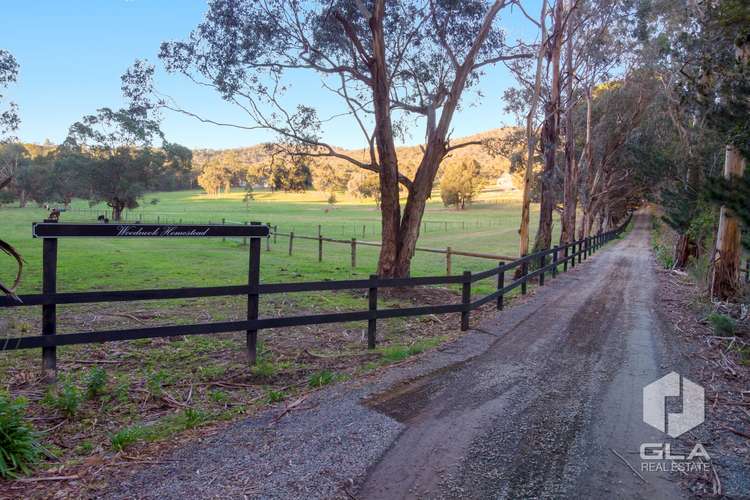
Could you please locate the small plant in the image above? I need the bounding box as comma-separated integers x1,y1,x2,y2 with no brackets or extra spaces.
266,390,286,403
197,365,226,382
308,370,334,388
179,408,208,430
75,441,94,455
45,381,83,418
653,243,674,269
0,393,40,479
113,378,131,404
708,312,736,337
380,345,411,362
250,360,277,378
209,390,230,404
111,425,146,451
146,370,168,398
85,367,108,400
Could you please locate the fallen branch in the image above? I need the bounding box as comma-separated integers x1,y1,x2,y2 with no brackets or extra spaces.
16,475,79,483
610,448,647,484
720,425,750,440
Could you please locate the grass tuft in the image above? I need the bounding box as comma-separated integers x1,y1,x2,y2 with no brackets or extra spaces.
308,370,334,388
85,367,108,400
708,312,736,337
0,393,41,479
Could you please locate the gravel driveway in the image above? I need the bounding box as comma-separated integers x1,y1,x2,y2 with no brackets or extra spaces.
105,213,688,499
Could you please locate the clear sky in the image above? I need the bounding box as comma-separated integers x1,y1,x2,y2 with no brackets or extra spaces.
3,0,537,150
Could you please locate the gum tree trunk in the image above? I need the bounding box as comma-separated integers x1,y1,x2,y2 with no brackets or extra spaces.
533,0,563,252
560,2,577,245
710,145,745,299
518,0,548,261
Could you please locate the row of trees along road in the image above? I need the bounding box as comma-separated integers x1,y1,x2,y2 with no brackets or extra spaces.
496,0,748,299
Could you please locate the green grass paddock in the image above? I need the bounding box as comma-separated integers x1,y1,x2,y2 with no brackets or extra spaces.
0,188,557,296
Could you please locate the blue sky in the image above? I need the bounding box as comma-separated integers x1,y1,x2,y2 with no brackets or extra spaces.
3,0,537,150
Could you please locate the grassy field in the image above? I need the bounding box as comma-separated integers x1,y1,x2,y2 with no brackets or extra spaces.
0,187,561,493
0,187,554,295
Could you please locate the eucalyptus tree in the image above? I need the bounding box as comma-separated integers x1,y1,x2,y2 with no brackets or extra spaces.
677,0,750,299
504,0,631,255
155,0,531,277
63,62,170,221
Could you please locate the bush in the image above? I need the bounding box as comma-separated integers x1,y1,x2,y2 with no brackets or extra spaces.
0,393,40,479
85,367,108,400
708,313,736,337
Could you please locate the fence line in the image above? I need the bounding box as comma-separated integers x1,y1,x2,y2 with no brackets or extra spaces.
1,215,632,383
63,207,512,237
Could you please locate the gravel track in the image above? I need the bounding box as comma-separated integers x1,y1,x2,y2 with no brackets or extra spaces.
105,213,686,499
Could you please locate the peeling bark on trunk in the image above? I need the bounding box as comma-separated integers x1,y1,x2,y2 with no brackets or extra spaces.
370,0,403,278
560,2,577,245
533,0,563,252
372,0,508,278
518,0,548,261
710,145,745,299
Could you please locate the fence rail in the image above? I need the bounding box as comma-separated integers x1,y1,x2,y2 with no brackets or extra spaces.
1,215,632,380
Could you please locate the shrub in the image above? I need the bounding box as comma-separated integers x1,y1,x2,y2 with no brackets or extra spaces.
85,367,108,400
308,370,334,388
0,393,40,479
708,313,736,337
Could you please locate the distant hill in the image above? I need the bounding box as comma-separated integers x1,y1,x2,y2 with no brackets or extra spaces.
193,127,518,184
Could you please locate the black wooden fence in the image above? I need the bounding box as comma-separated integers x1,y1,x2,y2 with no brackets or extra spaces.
0,216,631,379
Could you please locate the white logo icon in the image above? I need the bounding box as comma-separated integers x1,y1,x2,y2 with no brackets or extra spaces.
643,372,704,438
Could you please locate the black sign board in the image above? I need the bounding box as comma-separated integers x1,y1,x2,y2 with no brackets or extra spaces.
32,223,270,239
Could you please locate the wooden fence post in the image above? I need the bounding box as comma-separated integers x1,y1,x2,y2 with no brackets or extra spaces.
368,275,378,348
265,222,271,251
318,234,323,262
246,222,262,366
539,253,546,286
497,261,505,310
42,219,58,383
288,231,294,256
521,259,528,295
570,242,575,268
578,239,583,264
461,270,471,331
552,246,559,278
563,245,569,272
446,246,452,276
351,238,357,268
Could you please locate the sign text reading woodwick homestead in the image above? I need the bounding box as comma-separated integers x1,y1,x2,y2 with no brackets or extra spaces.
32,222,270,239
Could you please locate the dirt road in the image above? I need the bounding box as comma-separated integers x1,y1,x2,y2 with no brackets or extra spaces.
107,213,687,499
